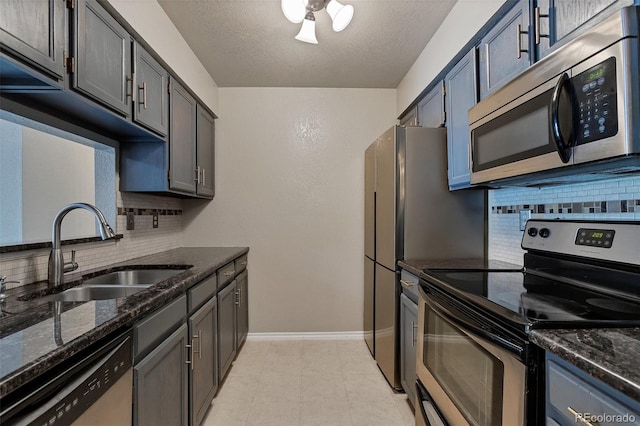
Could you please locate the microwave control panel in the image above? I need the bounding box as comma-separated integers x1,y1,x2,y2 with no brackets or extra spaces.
574,57,618,144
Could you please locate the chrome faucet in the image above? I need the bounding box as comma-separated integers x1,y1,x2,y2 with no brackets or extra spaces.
48,203,116,288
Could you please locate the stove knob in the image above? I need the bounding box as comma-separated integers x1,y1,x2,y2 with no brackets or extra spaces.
527,227,538,237
539,228,550,238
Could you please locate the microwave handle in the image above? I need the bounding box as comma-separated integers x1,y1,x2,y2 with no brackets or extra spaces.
550,72,576,163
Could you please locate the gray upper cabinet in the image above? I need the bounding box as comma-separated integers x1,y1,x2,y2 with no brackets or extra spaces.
73,0,132,117
134,42,169,137
169,77,197,194
445,48,478,190
400,107,418,127
478,0,531,99
537,0,632,59
417,81,446,127
134,323,189,426
196,105,215,198
0,0,66,80
189,297,218,426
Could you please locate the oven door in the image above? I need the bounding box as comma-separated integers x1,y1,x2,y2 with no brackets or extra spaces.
416,285,526,426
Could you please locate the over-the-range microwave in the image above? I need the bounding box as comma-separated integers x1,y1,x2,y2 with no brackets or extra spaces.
468,6,640,186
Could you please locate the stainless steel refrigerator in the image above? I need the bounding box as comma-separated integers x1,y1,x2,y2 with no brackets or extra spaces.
364,126,486,389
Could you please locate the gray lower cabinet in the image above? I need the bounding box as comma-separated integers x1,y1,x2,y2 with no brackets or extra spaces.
196,104,215,198
218,280,237,381
134,323,189,426
546,353,640,425
417,81,446,127
0,0,66,80
73,0,132,117
189,297,218,426
169,77,198,194
236,271,249,349
478,0,531,99
400,292,418,409
134,42,169,137
445,47,478,190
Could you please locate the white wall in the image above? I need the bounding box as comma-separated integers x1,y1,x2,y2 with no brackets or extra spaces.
182,88,397,333
396,0,507,115
106,0,219,114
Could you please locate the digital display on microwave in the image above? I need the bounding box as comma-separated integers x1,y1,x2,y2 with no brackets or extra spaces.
589,68,604,81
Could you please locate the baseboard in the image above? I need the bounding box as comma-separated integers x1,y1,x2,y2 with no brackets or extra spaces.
246,331,364,341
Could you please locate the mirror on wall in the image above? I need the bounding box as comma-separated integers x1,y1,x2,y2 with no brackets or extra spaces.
0,115,116,247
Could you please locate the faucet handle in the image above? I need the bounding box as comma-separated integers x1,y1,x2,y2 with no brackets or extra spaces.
0,275,21,299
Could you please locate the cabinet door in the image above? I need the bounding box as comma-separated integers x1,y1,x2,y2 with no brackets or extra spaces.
400,294,418,409
217,280,237,381
236,271,249,349
189,297,218,426
169,78,197,193
445,48,478,190
0,0,66,79
417,82,445,127
134,42,169,136
537,0,628,59
196,104,215,198
400,107,418,126
74,0,132,117
478,0,530,99
134,324,189,426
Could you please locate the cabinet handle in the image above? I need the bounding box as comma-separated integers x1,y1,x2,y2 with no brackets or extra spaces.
195,166,201,184
126,76,133,101
185,343,193,370
534,7,549,45
567,406,597,426
400,280,415,290
223,271,235,277
241,261,248,267
202,168,206,187
138,81,147,109
411,321,417,347
516,24,528,59
235,289,240,305
192,330,202,359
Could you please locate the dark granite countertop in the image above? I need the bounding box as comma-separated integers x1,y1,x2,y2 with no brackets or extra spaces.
530,328,640,401
0,246,248,398
399,258,523,279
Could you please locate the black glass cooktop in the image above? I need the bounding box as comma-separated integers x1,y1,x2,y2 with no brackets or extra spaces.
423,270,640,334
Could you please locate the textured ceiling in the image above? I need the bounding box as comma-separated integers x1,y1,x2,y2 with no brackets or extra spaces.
157,0,457,88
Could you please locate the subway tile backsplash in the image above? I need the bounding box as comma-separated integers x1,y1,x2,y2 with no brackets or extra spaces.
0,188,183,289
488,175,640,266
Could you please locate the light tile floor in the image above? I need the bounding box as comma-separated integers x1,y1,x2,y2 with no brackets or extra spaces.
202,339,415,426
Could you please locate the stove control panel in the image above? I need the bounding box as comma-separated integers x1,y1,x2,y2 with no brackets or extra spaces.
522,220,638,266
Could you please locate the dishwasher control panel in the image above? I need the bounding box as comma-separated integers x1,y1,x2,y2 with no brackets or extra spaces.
20,334,132,426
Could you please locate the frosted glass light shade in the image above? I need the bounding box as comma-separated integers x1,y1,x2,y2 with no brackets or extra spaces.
295,18,318,44
282,0,307,23
326,0,353,32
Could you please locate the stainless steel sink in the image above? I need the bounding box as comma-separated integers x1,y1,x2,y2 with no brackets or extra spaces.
82,269,186,286
41,285,151,302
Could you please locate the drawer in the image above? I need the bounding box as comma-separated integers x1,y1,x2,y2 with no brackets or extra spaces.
134,295,186,360
187,273,217,313
217,261,236,289
547,355,640,425
400,270,419,304
235,254,248,274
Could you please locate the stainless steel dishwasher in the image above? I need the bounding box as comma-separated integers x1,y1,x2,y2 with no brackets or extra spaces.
1,330,133,425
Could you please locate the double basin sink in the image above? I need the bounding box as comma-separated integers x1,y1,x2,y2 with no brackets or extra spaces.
34,268,189,303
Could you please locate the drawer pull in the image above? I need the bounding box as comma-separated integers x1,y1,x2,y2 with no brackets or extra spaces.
185,343,194,370
567,406,598,426
240,261,248,267
223,271,235,277
400,280,415,290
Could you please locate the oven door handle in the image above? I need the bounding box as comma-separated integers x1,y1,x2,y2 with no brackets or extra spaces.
423,289,524,357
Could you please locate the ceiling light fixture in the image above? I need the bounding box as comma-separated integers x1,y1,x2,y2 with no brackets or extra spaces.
282,0,354,44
